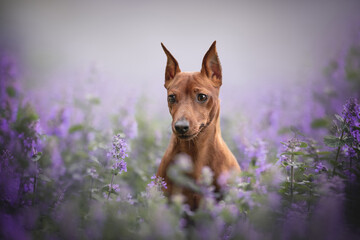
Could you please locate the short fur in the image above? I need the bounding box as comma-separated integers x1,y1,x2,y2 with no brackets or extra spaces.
157,41,241,209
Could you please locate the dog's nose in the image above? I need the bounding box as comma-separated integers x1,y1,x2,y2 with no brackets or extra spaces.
174,119,189,134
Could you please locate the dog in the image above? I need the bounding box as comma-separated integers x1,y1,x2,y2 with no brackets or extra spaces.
156,41,241,209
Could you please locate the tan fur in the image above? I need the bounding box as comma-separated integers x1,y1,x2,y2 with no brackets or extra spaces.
157,41,241,209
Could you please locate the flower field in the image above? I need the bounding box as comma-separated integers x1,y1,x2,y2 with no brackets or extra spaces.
1,38,360,239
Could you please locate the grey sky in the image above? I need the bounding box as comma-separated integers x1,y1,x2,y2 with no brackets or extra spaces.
1,0,360,105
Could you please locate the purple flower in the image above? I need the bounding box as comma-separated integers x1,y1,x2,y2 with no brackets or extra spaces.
46,107,70,137
117,98,138,139
0,54,18,80
235,137,270,176
314,162,328,173
282,138,302,152
108,135,128,175
18,133,37,157
342,98,360,124
217,172,230,188
0,149,13,173
0,54,19,109
112,160,127,175
50,147,65,179
126,193,135,205
342,98,360,144
120,117,138,140
109,184,120,193
344,169,356,181
339,98,360,164
244,139,268,164
179,218,187,229
108,134,128,161
16,119,43,160
342,145,357,158
200,166,214,186
148,175,167,189
238,189,255,209
87,167,99,179
278,155,290,165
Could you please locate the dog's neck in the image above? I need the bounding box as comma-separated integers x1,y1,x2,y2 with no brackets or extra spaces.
172,110,222,158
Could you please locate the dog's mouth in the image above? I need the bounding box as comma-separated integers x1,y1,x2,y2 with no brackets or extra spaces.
177,132,198,140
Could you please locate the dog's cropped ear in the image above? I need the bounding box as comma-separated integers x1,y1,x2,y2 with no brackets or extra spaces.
201,41,222,87
161,43,181,88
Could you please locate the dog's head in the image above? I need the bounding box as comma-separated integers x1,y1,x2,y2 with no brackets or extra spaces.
161,41,222,140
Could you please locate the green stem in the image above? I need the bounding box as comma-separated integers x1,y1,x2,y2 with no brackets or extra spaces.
89,178,94,199
33,148,38,205
290,165,294,200
332,128,345,176
332,116,349,176
289,152,295,202
33,162,37,194
107,174,115,200
308,187,312,212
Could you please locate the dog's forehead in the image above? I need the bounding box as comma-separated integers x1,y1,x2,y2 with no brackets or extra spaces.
168,72,213,93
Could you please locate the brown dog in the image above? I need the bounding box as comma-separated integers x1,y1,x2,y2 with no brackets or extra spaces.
156,41,241,209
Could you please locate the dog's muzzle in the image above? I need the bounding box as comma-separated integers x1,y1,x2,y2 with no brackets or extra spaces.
174,119,189,134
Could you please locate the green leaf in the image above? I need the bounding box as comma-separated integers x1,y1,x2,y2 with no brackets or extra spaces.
111,169,119,176
317,151,332,155
354,148,360,155
6,86,16,98
324,135,342,148
89,97,101,105
343,136,354,145
38,173,52,182
280,152,291,156
311,118,330,129
278,127,292,135
68,124,84,133
324,135,353,148
31,152,42,162
14,103,39,134
335,114,344,123
167,167,201,193
290,126,304,137
281,151,304,156
299,142,308,148
110,189,118,194
328,159,338,166
89,155,100,165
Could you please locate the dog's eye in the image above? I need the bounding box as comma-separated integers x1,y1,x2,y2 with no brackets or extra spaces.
168,94,176,104
197,94,208,103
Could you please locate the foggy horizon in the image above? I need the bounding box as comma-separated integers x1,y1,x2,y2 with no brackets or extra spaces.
1,0,360,118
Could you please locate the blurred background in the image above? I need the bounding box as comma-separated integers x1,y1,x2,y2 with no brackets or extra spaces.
1,2,360,239
1,0,360,116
